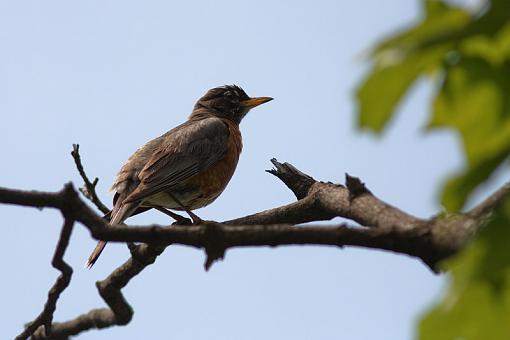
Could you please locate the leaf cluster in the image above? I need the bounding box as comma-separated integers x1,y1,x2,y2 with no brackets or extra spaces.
357,0,510,211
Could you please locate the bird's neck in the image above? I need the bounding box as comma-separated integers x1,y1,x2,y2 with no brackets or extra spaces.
188,108,240,125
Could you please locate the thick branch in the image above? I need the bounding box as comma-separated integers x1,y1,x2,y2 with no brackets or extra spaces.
224,195,335,225
86,222,445,271
0,179,475,273
0,184,109,231
225,160,423,229
0,182,442,267
263,159,426,230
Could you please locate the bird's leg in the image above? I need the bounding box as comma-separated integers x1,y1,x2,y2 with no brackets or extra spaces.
167,192,203,225
185,210,203,225
152,206,192,225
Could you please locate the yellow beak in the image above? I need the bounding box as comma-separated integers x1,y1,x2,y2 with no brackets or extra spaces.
240,96,273,108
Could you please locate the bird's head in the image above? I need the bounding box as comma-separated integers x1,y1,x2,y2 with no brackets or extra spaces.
192,85,273,124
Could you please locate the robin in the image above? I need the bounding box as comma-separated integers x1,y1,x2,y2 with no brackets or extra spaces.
86,85,272,268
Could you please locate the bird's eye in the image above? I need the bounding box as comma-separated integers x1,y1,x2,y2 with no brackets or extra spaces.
224,91,239,103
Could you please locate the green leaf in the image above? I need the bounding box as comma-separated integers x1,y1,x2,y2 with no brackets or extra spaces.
373,3,470,54
356,46,447,133
419,197,510,340
357,1,510,338
357,0,510,208
460,23,510,66
357,1,471,134
441,154,508,212
429,57,510,210
423,0,454,16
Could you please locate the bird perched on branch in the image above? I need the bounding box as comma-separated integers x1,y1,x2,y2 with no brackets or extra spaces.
86,85,272,268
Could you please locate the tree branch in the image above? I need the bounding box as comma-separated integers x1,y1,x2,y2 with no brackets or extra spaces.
31,243,165,339
468,180,510,219
16,217,74,340
1,156,502,339
71,144,110,215
225,159,424,230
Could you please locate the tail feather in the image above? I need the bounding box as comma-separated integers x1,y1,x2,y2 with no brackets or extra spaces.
86,241,107,269
85,202,138,269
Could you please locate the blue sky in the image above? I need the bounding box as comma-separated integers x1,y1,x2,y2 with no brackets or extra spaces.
1,1,500,339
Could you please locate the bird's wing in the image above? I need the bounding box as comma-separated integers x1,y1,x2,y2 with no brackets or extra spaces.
87,118,229,269
122,117,230,203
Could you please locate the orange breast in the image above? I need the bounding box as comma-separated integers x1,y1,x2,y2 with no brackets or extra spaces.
187,119,242,207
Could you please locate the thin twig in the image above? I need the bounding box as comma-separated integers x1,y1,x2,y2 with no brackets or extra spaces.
468,180,510,219
71,144,110,214
16,217,74,340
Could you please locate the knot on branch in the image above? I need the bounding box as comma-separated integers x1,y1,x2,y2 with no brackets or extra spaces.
266,158,316,199
345,174,371,200
202,222,226,271
127,243,149,264
128,243,166,265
